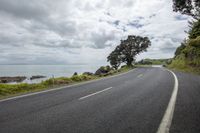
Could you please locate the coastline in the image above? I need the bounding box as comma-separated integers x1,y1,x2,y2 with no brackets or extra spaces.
0,66,134,100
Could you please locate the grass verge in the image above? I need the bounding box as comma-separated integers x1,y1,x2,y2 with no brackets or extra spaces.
167,54,200,75
0,65,134,100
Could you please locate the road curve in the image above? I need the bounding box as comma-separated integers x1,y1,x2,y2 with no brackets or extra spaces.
0,67,199,133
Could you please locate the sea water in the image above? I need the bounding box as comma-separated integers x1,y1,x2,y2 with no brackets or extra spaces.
0,65,101,83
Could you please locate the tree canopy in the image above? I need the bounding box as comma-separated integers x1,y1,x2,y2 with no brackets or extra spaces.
173,0,200,18
107,35,151,69
107,50,121,70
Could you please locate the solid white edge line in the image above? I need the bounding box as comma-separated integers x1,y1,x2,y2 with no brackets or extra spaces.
156,69,179,133
0,69,136,103
79,87,112,100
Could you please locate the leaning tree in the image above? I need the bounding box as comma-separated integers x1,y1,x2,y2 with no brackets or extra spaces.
107,49,121,70
107,35,151,68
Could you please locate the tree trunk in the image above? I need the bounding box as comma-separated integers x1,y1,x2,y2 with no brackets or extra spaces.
127,58,133,66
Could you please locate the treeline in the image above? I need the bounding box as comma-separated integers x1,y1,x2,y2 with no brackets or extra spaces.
136,58,172,65
168,0,200,74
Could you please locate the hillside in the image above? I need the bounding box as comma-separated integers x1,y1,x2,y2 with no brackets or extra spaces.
168,19,200,74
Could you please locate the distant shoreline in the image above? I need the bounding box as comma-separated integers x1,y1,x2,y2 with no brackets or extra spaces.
0,75,47,84
0,65,134,99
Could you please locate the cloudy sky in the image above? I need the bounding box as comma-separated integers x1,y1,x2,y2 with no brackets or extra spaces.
0,0,190,65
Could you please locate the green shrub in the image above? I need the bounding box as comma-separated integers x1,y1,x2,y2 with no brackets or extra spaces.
188,36,200,48
54,77,73,85
71,75,94,82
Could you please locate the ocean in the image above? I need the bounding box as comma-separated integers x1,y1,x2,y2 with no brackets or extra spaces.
0,65,102,84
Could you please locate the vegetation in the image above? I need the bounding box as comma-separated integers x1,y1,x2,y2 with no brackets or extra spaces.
107,51,121,70
0,65,133,99
174,41,186,57
136,58,172,65
188,19,200,39
168,36,200,74
1,35,148,99
173,0,200,17
168,0,200,74
107,35,151,68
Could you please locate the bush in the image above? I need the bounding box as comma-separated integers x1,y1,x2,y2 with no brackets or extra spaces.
71,75,94,82
189,20,200,39
95,65,113,75
188,36,200,48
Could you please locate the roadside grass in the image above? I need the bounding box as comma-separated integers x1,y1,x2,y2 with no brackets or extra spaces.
167,35,200,75
0,65,134,99
167,54,200,75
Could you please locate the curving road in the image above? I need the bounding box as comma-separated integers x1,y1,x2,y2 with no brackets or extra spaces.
0,67,200,133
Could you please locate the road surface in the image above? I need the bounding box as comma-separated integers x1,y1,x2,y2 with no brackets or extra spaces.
0,67,199,133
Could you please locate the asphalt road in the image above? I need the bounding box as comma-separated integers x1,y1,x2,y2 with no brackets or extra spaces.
0,67,199,133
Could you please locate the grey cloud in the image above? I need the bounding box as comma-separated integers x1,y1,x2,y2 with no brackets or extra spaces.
150,37,179,54
90,30,117,49
30,20,77,36
128,20,144,29
32,38,83,49
0,0,190,65
0,0,76,37
0,0,49,20
113,20,120,26
149,14,156,18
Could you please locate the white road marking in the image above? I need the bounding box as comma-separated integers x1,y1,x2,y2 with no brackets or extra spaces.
79,87,113,100
0,69,136,103
137,74,143,78
156,69,179,133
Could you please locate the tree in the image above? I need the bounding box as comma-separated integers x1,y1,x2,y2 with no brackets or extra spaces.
175,41,186,57
107,35,151,68
107,50,121,70
188,19,200,39
172,0,200,18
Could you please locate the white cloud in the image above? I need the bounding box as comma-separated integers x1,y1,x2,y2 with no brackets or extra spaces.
0,0,190,64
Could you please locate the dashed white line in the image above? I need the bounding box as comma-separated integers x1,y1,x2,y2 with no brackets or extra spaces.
156,69,179,133
137,74,143,78
79,87,113,100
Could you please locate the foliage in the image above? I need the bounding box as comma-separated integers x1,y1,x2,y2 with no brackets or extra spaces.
136,59,171,65
169,35,200,74
107,51,121,70
170,0,200,74
136,58,171,65
169,53,200,74
118,65,135,72
0,65,134,98
175,40,187,57
95,65,114,76
172,0,200,17
188,19,200,39
107,35,151,67
0,83,46,96
42,77,73,85
188,36,200,47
